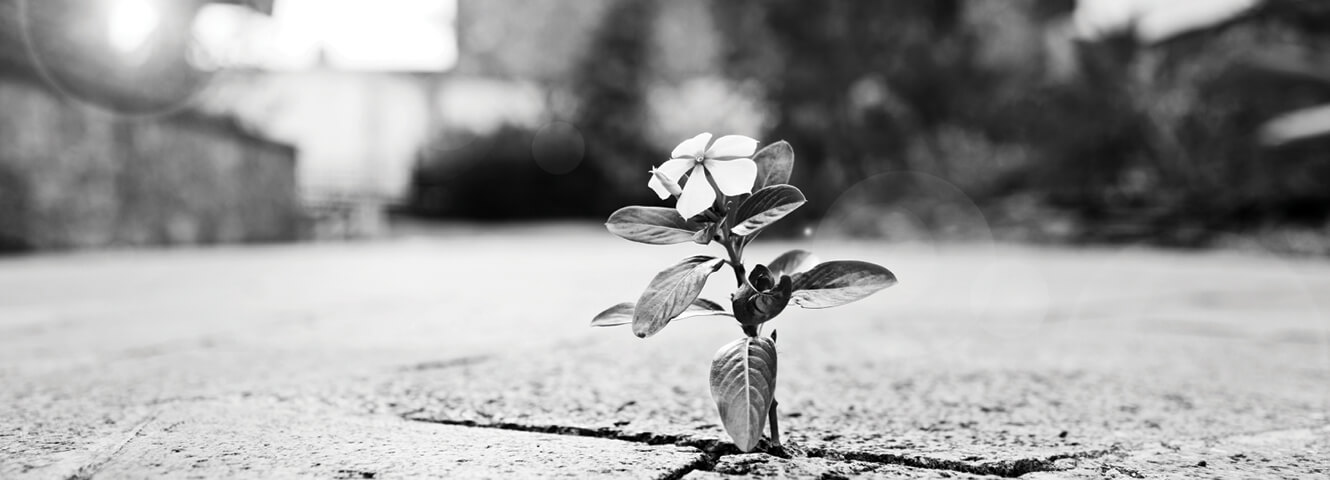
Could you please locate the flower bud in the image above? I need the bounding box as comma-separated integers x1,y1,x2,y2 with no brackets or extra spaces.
651,167,684,197
731,264,793,326
749,265,776,292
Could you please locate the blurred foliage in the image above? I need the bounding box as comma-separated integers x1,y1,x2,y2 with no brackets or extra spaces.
410,125,616,219
1015,5,1330,246
711,0,1330,248
415,0,1330,252
569,0,658,198
0,162,29,251
411,0,659,219
712,0,990,235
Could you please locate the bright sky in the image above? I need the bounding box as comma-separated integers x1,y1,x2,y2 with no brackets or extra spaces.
192,0,458,71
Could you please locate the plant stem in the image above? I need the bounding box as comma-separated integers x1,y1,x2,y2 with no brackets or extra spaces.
768,398,781,449
722,238,746,287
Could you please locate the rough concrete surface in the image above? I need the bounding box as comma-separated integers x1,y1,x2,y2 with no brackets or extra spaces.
3,224,1328,478
87,397,706,479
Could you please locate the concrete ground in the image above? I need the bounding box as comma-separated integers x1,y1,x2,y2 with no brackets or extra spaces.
2,224,1328,479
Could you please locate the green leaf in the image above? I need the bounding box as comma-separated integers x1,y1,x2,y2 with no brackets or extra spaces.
591,299,730,327
730,185,806,237
791,261,897,309
710,335,777,452
632,256,726,338
605,206,700,245
752,141,794,190
767,249,818,278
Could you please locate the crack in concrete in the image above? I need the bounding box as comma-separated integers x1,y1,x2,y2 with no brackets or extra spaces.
59,414,156,480
403,416,744,455
402,416,735,479
658,455,716,480
401,414,1112,478
804,445,1117,478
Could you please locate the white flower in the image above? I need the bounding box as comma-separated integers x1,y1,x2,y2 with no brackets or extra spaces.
648,133,759,219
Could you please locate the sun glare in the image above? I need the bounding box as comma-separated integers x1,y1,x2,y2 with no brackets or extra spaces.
108,0,160,53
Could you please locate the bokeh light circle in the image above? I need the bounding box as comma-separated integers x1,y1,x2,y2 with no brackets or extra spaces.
812,171,996,354
15,0,236,120
530,121,585,175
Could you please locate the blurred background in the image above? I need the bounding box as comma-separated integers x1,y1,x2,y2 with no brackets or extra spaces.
3,0,1330,254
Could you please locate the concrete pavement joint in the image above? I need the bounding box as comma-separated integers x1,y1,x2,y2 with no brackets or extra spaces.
402,416,736,478
659,456,717,480
402,414,1109,478
402,415,743,454
803,445,1119,478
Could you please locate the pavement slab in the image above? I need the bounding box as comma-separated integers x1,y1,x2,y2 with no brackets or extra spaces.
379,239,1330,477
3,225,1329,478
22,395,708,479
1025,425,1330,479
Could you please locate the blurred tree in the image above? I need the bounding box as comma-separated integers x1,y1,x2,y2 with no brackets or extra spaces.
410,0,659,219
410,126,613,219
1036,0,1330,243
712,0,1018,233
712,0,1330,248
572,0,660,207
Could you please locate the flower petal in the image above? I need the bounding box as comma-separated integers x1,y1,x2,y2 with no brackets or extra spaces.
671,132,712,159
658,157,695,179
704,135,758,160
676,165,716,219
648,158,696,199
703,158,757,196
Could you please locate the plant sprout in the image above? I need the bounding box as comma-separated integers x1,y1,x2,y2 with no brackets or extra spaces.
592,134,898,453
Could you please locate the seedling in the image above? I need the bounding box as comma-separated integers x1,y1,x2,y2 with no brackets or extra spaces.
592,133,897,453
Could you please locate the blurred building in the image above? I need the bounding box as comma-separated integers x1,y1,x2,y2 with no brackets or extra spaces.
0,0,298,250
199,0,766,222
191,0,455,237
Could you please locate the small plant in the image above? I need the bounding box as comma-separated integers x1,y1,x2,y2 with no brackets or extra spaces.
592,133,897,453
